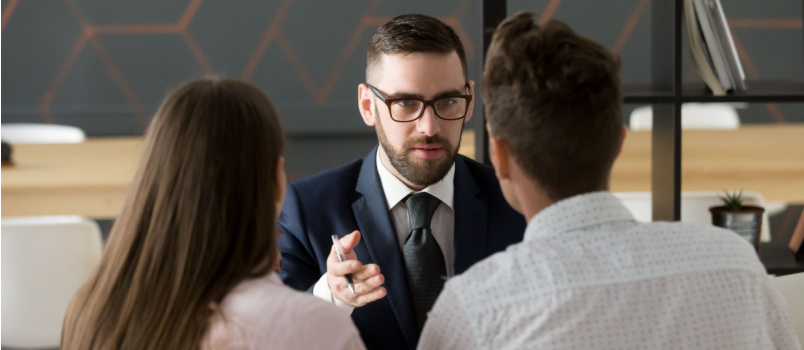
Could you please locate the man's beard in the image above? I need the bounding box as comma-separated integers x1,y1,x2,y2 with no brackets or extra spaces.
376,115,462,188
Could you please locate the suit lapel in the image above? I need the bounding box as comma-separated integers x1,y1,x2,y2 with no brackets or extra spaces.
352,147,418,348
452,156,488,275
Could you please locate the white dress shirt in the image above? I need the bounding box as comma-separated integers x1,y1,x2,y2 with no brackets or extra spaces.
419,191,801,350
313,151,455,311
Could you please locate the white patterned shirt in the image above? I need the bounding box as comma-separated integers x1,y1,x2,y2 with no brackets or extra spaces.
418,191,800,350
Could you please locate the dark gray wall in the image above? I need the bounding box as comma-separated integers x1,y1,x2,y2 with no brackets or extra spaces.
3,0,803,180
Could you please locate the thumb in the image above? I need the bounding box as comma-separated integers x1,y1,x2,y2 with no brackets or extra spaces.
340,230,361,252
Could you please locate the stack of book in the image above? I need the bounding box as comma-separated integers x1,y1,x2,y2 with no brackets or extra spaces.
685,0,747,95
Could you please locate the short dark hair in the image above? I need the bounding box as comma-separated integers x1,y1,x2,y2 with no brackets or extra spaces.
483,11,623,201
367,14,467,83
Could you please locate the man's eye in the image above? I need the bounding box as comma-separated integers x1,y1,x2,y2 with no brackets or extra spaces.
436,98,457,108
395,100,419,108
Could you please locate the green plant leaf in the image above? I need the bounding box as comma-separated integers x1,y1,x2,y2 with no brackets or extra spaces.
719,189,743,211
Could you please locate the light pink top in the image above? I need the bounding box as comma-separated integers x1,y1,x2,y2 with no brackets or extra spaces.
202,272,365,350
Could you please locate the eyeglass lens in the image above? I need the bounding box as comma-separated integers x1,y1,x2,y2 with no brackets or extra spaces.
390,98,467,121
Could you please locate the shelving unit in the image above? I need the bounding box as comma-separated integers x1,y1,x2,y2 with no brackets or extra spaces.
481,0,804,221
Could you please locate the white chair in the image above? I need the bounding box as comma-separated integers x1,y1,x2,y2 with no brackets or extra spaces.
769,272,804,346
1,216,103,348
1,123,86,144
613,191,771,243
629,103,740,131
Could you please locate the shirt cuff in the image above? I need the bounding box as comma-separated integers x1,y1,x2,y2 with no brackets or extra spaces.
312,273,356,314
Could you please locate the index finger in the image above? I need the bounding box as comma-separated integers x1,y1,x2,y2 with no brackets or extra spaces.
338,230,361,255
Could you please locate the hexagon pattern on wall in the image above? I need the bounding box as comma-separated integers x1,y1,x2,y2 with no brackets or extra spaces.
2,0,802,134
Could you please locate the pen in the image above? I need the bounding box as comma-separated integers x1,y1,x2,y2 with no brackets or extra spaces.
331,234,356,295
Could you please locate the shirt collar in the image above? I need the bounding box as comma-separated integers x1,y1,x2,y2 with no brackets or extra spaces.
376,150,455,210
524,191,636,241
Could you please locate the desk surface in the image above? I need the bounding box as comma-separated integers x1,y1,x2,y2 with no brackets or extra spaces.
464,124,804,202
2,137,143,218
2,124,802,217
610,124,804,202
0,134,475,218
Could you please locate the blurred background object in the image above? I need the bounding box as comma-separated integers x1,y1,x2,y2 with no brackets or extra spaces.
2,141,12,164
629,103,742,130
1,123,86,144
1,216,103,349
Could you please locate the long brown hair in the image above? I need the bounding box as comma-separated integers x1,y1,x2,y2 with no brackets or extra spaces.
62,77,285,349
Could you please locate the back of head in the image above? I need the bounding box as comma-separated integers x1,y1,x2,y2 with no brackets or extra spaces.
61,77,285,349
483,11,622,201
367,13,468,84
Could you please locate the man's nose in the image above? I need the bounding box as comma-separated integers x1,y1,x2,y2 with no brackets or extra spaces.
416,105,441,137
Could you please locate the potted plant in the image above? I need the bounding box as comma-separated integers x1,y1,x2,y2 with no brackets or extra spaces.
709,190,765,251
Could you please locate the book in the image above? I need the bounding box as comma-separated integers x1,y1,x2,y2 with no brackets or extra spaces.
707,0,747,92
684,0,725,95
691,0,747,93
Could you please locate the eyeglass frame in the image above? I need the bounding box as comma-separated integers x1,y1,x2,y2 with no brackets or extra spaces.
366,83,473,123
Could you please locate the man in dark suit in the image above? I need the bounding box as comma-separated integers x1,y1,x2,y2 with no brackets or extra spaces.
278,14,525,350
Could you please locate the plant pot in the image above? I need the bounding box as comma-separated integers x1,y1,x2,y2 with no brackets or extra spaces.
710,205,764,251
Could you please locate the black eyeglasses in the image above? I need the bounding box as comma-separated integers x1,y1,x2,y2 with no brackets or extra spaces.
367,83,472,122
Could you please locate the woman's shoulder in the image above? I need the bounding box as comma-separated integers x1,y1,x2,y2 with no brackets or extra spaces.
203,273,362,350
225,273,351,319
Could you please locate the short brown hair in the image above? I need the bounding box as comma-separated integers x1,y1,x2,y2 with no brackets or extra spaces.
483,11,622,201
62,77,285,349
367,14,467,83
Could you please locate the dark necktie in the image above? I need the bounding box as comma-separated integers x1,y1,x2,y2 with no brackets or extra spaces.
402,192,447,332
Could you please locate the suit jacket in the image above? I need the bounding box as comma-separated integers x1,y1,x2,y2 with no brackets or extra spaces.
278,147,525,350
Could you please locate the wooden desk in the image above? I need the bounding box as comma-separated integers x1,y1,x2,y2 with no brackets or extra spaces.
610,124,804,202
462,124,803,202
3,124,801,218
2,137,143,218
0,133,472,219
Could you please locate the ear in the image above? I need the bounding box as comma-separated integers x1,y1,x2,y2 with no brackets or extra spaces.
464,80,476,123
275,156,286,209
487,123,510,181
358,84,376,126
616,124,627,158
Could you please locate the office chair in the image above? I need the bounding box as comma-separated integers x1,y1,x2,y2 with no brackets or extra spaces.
613,190,771,243
1,123,86,144
629,103,740,131
769,272,804,346
1,216,103,348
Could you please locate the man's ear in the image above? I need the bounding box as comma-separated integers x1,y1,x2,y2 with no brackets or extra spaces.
464,80,476,123
358,84,376,126
616,124,627,158
489,137,512,181
488,134,511,181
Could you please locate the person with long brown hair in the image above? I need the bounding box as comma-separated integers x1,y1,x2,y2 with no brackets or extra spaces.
61,77,365,350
